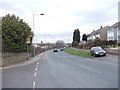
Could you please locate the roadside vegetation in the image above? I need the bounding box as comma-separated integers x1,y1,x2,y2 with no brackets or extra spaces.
64,48,93,58
2,14,33,52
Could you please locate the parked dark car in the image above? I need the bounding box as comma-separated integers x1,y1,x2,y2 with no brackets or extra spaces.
90,47,106,57
53,48,58,52
60,48,64,51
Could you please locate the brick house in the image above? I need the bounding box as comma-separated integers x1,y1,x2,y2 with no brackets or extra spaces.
87,26,109,41
107,22,120,44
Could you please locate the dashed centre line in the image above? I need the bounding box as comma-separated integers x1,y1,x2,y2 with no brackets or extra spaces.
37,62,39,65
33,62,39,89
35,67,38,71
33,82,36,89
34,72,37,77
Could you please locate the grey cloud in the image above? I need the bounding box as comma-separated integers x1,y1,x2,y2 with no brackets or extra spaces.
34,31,73,39
73,6,117,26
0,1,25,15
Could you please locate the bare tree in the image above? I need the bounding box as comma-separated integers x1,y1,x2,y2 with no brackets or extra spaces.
55,40,64,48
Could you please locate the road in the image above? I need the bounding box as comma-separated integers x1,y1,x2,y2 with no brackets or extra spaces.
2,50,118,88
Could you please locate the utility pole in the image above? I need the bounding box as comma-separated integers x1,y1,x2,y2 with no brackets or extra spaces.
33,13,44,57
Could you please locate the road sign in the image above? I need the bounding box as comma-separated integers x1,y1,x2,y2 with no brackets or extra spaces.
82,41,87,44
26,36,31,44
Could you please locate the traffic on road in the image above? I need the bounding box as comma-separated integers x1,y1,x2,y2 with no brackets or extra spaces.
2,50,118,88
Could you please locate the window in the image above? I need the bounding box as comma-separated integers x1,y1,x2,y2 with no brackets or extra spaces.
108,37,114,41
118,35,120,40
109,28,113,33
93,35,95,40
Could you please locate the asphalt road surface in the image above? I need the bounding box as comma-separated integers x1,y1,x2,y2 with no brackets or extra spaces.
2,50,118,88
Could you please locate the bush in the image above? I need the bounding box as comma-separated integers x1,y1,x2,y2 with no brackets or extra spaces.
118,43,120,46
72,41,79,47
86,46,90,50
90,44,95,48
79,44,83,49
2,14,33,52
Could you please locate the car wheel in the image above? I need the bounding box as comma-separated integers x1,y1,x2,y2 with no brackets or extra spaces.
93,53,96,57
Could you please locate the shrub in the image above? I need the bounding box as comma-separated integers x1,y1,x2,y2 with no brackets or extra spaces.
90,44,95,48
79,44,83,49
72,41,79,47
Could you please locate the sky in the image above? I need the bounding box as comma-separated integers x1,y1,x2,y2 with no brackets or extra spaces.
0,0,119,43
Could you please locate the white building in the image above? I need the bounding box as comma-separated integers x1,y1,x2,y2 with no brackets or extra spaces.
107,22,120,44
107,28,115,41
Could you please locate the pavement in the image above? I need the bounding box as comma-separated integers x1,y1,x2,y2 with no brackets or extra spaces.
2,50,118,88
1,50,49,69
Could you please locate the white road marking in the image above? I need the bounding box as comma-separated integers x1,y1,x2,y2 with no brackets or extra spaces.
63,58,101,74
35,68,38,71
78,64,101,73
33,82,36,89
37,62,39,65
85,58,118,66
34,72,37,77
62,56,75,58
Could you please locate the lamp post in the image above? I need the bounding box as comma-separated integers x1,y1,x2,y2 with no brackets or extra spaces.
33,13,44,57
45,34,50,49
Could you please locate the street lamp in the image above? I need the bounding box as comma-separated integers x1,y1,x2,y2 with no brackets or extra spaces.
33,13,44,32
33,13,44,57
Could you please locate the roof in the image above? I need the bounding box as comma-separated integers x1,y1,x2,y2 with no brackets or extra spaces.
87,26,109,37
111,22,120,28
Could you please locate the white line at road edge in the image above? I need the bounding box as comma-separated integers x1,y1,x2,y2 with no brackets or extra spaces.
62,58,101,74
33,82,36,89
85,58,118,66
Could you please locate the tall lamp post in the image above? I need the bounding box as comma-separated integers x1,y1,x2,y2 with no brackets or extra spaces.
33,13,44,57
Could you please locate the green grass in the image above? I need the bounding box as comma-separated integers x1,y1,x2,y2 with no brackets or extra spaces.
64,48,93,58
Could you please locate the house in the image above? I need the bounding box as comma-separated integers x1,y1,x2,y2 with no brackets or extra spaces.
107,22,120,44
87,26,109,41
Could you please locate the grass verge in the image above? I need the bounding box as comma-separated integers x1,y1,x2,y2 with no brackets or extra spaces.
64,48,93,58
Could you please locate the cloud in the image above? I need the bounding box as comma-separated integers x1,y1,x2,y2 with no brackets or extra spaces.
0,0,119,43
0,1,26,16
72,0,118,34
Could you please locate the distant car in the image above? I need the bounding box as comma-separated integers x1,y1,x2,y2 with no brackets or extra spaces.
90,47,106,57
60,48,64,51
54,48,58,52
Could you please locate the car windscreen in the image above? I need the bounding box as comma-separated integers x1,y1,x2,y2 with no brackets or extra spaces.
94,47,103,52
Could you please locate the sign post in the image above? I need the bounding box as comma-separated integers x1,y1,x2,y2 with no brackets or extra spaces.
26,36,31,60
82,41,87,49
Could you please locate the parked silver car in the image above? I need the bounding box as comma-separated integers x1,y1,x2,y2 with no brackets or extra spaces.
90,47,106,57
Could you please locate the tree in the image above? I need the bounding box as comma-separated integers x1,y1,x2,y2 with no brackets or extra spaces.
72,41,78,47
73,29,80,44
55,40,64,48
2,14,33,52
82,34,87,42
94,37,101,46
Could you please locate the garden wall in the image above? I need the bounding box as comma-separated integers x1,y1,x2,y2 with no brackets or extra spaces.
2,52,33,67
104,48,119,55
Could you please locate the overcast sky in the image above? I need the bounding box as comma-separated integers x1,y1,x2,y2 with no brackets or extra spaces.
0,0,119,43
